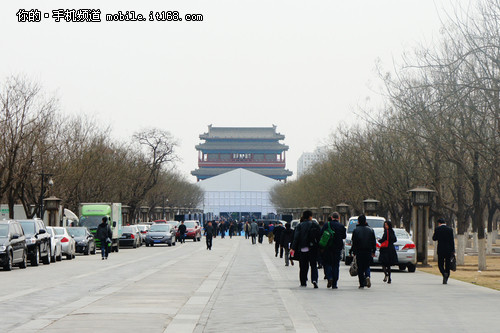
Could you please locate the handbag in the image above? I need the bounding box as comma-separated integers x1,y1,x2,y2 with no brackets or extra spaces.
380,231,389,248
450,254,457,271
349,256,358,276
290,249,300,261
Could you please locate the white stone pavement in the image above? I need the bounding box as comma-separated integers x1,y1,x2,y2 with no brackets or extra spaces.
1,237,499,333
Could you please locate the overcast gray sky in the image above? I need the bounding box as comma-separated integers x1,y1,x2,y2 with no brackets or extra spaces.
1,0,460,181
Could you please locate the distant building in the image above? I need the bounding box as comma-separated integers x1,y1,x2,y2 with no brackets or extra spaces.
297,148,327,178
191,125,293,182
197,168,278,220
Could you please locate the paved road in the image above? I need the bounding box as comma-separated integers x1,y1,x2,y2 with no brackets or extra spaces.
1,237,499,333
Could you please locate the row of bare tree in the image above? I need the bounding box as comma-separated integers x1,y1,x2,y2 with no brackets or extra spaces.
0,76,203,221
271,0,500,270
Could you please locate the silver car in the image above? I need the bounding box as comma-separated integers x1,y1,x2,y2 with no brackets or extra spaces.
372,227,417,272
53,227,76,260
46,227,63,262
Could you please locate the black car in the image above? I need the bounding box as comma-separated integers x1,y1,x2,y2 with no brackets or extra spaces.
18,219,52,266
119,226,141,248
0,220,28,270
67,227,96,255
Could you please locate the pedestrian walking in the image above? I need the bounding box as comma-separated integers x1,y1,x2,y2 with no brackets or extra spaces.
250,219,258,244
229,222,235,239
291,210,321,288
378,221,398,284
258,222,265,244
96,217,112,260
350,214,376,289
205,221,214,250
320,213,346,289
432,218,455,284
244,221,250,239
178,221,187,243
219,221,226,239
273,222,285,258
281,222,294,266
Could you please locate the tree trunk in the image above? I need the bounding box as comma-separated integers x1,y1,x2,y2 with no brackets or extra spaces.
473,233,478,252
457,234,466,265
487,231,493,254
478,238,487,271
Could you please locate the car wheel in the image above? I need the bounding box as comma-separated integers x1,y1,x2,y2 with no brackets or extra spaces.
407,263,416,273
133,241,137,248
145,243,149,247
168,242,172,247
57,251,62,261
84,245,90,255
3,251,13,271
31,247,40,266
115,244,119,252
151,243,154,247
91,243,96,255
51,249,57,263
42,246,51,265
399,264,407,271
66,254,72,260
19,250,27,269
172,241,176,246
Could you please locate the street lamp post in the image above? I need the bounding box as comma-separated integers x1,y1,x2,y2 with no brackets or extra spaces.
363,199,380,216
336,203,350,226
320,206,332,223
39,172,54,219
408,187,436,266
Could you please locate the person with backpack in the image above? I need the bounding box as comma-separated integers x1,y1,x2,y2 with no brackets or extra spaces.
291,210,321,288
320,212,346,289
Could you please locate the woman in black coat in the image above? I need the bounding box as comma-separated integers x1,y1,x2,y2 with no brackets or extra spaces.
378,221,398,284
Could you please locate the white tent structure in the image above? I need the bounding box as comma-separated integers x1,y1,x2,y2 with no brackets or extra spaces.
197,168,279,219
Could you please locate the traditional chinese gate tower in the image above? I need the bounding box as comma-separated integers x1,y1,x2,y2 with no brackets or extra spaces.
191,125,293,182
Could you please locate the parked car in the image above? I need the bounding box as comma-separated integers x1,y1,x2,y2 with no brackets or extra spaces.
135,224,150,244
119,226,141,248
53,227,76,260
0,220,28,270
372,227,417,272
18,219,52,266
146,224,176,246
343,216,385,264
46,227,63,262
176,220,202,242
67,227,96,255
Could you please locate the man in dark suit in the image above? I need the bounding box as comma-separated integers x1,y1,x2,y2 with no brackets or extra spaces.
433,218,455,284
321,212,347,289
350,214,376,289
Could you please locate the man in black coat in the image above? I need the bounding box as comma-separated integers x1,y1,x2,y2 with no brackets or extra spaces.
205,221,214,250
291,210,321,288
321,213,346,289
273,222,285,258
350,214,376,289
178,221,187,243
96,217,112,260
432,218,455,284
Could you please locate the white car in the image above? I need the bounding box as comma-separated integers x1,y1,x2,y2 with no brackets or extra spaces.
290,219,318,230
343,216,385,263
52,227,76,260
46,227,63,262
135,224,150,244
372,227,417,272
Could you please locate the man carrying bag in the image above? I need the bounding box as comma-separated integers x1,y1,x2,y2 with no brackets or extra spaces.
320,213,346,289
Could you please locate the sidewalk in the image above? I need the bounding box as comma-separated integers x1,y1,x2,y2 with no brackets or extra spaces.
197,237,500,333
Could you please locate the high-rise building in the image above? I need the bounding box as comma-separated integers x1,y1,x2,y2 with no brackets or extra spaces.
297,148,327,178
191,125,293,182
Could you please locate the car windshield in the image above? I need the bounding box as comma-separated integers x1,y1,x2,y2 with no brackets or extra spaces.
150,225,170,232
347,218,385,233
0,225,9,237
54,228,65,235
166,221,178,227
47,228,54,236
184,222,197,228
78,215,105,229
395,229,410,239
19,221,36,234
374,228,411,240
67,228,86,237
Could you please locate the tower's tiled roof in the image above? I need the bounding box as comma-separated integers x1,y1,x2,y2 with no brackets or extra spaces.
199,125,285,140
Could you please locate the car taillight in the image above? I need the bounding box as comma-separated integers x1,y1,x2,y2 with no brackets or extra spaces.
131,234,135,239
141,231,147,234
61,237,69,243
376,243,380,248
402,243,415,250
